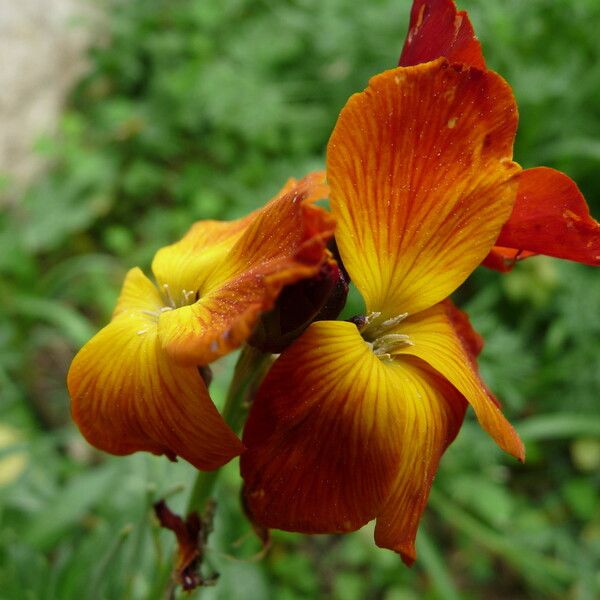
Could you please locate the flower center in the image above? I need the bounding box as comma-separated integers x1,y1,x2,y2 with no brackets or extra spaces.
141,283,199,321
159,283,198,310
354,311,413,361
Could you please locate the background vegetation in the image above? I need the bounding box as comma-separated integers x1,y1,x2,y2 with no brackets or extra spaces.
1,0,599,598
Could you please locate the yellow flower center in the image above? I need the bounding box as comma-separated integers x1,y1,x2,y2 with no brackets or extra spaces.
159,283,198,310
140,283,198,322
358,311,413,361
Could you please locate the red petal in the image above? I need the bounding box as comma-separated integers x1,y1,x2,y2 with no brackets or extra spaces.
241,321,403,534
399,0,485,69
486,167,600,270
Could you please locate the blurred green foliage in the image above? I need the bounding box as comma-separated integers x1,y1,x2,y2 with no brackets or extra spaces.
1,0,599,598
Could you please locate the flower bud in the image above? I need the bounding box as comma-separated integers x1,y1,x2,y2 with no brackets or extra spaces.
249,255,349,353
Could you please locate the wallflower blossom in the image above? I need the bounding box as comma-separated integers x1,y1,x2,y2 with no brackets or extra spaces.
241,0,600,565
399,0,600,271
241,58,526,564
67,172,334,471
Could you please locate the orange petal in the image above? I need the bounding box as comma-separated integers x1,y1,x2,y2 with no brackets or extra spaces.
486,167,600,270
159,173,334,365
396,302,525,461
68,268,244,471
327,60,520,317
151,173,329,297
241,321,403,533
240,321,466,544
442,299,499,408
399,0,485,69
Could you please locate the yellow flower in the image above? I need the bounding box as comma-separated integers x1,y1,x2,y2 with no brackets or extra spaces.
68,173,334,470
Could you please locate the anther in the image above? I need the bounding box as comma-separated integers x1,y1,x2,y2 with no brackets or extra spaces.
181,289,196,304
360,311,409,339
380,313,408,329
372,333,413,357
162,283,176,308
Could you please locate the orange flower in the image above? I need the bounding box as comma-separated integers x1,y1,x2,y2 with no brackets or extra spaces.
67,172,334,471
241,59,525,565
400,0,600,271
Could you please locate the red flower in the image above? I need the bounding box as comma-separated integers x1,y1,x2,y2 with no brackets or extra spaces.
240,0,600,565
241,59,524,565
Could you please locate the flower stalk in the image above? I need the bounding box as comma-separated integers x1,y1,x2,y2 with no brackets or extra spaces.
186,344,273,516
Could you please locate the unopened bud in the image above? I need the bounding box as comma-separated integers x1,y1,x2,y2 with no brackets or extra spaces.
249,256,349,353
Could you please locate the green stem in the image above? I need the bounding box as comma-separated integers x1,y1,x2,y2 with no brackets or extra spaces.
186,345,272,516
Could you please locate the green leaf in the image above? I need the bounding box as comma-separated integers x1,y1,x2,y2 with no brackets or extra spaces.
9,295,94,346
417,528,461,600
516,415,600,441
24,464,119,551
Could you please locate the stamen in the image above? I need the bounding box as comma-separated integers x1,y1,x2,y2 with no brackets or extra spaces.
181,289,196,304
357,311,414,361
364,311,381,323
372,333,413,357
162,283,176,308
360,311,408,339
380,312,408,329
356,311,380,335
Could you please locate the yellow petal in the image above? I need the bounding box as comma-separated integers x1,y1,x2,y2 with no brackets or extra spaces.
113,266,164,317
373,359,465,565
396,302,525,461
327,59,520,316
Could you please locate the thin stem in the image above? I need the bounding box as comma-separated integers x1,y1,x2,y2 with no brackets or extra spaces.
186,345,272,516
